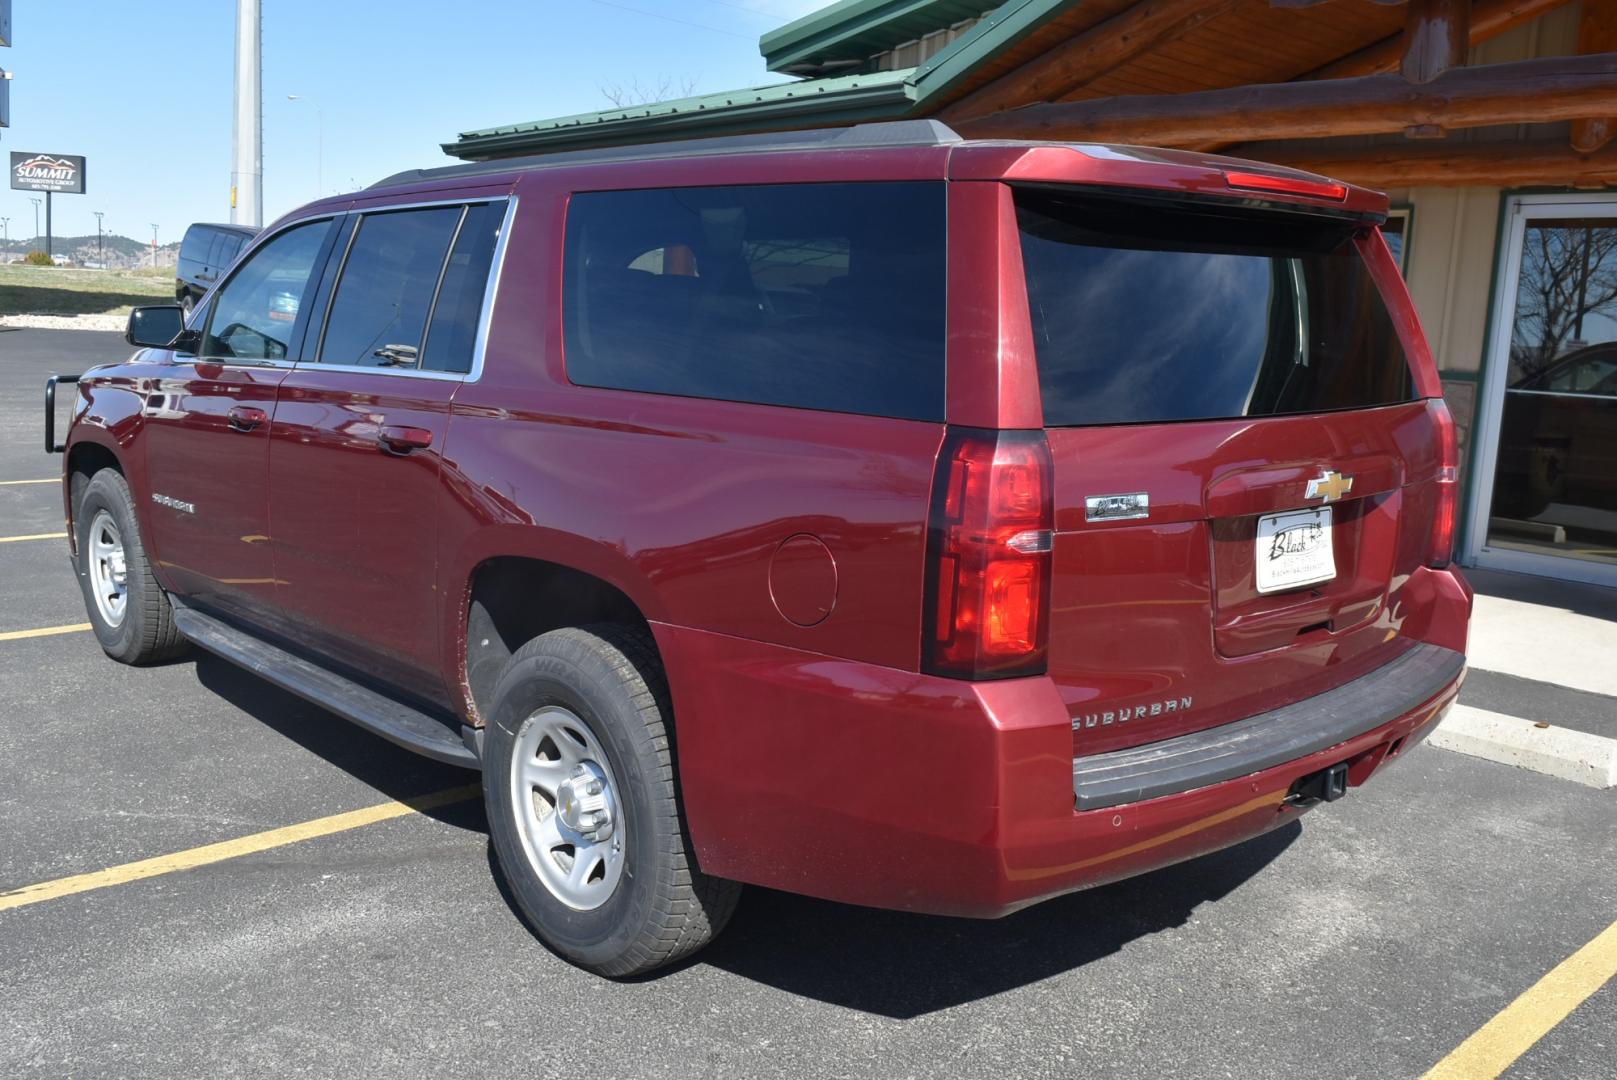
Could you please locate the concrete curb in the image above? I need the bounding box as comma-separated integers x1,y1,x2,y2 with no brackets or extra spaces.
0,314,126,332
1430,704,1617,789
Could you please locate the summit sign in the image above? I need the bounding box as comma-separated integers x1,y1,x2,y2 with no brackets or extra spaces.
11,152,85,194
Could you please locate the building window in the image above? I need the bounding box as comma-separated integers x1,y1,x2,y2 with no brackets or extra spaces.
1383,208,1412,275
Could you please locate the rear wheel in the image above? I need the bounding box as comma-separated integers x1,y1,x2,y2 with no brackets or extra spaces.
74,469,186,664
483,625,740,977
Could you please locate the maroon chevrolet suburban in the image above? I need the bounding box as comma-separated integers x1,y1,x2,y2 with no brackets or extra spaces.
47,123,1470,976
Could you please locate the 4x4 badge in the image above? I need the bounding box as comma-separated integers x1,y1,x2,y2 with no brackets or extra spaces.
1305,471,1354,504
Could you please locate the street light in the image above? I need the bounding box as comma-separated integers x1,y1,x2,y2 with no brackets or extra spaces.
150,224,159,268
0,217,9,250
29,196,39,246
93,211,105,266
287,93,323,199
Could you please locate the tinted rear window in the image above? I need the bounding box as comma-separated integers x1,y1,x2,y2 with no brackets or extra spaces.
1016,189,1415,427
563,182,946,421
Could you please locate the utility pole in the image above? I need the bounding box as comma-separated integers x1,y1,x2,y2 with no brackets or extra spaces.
230,0,262,227
94,210,104,265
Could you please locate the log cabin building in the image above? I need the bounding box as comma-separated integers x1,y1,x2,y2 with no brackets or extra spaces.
447,0,1617,586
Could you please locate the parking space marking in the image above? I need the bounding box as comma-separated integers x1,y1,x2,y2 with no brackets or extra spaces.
0,478,55,486
0,623,90,642
0,532,67,543
1423,918,1617,1079
0,783,481,913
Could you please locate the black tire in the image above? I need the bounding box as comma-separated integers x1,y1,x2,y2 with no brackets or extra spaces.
484,624,740,977
74,469,186,665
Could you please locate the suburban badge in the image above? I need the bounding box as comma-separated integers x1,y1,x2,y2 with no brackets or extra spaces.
151,492,195,515
1073,696,1193,730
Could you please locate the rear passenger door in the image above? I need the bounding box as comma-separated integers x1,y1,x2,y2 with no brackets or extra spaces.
266,198,508,702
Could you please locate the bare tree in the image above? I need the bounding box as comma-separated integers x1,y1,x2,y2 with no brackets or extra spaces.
1510,221,1617,378
598,75,701,108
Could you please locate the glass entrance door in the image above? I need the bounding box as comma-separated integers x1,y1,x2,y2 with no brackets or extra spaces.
1469,197,1617,586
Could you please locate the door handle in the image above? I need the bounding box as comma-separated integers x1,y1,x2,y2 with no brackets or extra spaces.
377,424,433,454
227,406,267,432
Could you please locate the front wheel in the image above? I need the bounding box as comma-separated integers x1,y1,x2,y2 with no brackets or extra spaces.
74,469,186,664
483,625,740,977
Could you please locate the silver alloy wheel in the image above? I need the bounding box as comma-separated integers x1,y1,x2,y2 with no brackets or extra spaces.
509,705,626,911
86,509,128,629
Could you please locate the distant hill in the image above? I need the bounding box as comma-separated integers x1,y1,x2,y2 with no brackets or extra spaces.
0,234,181,268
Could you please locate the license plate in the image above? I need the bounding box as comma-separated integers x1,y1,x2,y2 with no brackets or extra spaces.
1255,507,1335,594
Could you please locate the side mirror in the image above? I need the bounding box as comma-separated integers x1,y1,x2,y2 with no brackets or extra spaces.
126,305,198,351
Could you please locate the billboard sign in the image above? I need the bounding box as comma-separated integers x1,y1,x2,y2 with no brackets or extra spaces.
11,152,85,194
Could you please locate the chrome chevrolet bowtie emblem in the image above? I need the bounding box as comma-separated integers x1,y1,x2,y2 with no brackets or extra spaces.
1305,470,1354,504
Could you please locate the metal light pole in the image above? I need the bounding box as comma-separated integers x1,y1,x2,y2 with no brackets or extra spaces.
1,217,9,249
150,224,159,268
230,0,262,226
286,94,323,199
94,211,104,266
28,196,38,247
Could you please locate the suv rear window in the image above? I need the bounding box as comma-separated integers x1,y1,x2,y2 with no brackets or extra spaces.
1015,188,1415,427
563,181,947,422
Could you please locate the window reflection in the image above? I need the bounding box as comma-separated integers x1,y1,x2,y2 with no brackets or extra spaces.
1486,218,1617,568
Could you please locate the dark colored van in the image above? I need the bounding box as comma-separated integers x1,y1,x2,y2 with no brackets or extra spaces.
49,122,1470,977
174,222,258,312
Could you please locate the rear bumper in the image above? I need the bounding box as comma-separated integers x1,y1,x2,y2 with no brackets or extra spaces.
655,569,1469,918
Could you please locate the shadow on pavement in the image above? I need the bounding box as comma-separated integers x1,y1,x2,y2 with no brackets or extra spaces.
192,645,1300,1012
692,822,1300,1017
482,807,1300,1013
192,651,486,833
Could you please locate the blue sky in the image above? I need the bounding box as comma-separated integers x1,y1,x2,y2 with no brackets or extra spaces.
0,0,824,245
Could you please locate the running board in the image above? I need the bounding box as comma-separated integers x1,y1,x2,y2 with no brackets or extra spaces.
171,603,480,769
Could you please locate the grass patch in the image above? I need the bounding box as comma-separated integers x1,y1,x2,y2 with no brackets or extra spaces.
0,264,173,317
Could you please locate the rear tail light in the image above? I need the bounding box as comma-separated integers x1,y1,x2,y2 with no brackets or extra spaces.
922,428,1054,680
1428,399,1459,568
1222,169,1348,202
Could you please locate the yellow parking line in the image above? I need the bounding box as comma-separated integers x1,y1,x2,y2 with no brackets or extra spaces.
0,783,481,913
1423,918,1617,1079
0,532,66,543
0,622,90,642
0,478,55,486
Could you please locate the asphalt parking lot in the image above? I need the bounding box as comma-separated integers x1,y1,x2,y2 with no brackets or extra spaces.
1,328,1614,1079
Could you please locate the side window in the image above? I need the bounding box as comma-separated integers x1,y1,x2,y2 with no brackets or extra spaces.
420,201,504,374
201,219,333,362
206,232,227,270
562,182,947,421
179,229,206,267
316,206,462,368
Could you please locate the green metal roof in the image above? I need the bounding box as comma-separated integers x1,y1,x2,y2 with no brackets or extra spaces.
445,0,1080,161
446,69,916,161
760,0,1000,75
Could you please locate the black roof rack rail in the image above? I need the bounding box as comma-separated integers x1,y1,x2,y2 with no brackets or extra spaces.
367,119,961,191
